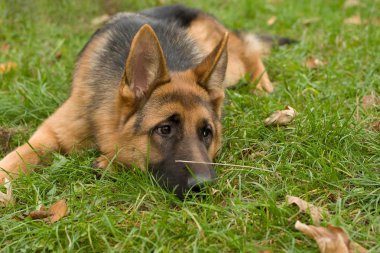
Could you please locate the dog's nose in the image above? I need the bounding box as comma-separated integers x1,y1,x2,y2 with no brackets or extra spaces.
187,169,217,191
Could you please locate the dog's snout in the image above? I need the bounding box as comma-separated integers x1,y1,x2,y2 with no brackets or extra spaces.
187,167,217,191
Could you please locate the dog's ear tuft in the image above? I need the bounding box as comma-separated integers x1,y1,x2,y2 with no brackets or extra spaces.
120,24,170,102
194,32,229,118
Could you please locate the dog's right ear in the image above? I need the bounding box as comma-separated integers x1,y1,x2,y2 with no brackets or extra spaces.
120,24,170,105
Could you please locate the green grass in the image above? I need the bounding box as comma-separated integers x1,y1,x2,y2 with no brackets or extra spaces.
1,0,379,252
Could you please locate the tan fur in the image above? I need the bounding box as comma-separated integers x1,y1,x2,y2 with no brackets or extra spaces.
0,14,252,185
187,15,273,92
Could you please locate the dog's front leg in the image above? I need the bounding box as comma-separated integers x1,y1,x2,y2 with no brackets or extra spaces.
0,121,60,183
0,99,91,183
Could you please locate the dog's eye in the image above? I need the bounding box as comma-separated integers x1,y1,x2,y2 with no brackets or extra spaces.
202,126,213,138
155,125,172,136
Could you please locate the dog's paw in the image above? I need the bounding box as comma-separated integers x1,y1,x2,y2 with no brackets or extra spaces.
91,156,112,179
255,79,274,94
92,156,110,169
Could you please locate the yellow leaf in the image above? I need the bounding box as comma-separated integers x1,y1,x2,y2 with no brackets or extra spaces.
287,195,329,225
344,15,363,25
0,62,17,74
91,14,110,26
0,178,14,207
305,57,327,69
267,16,277,26
264,106,297,126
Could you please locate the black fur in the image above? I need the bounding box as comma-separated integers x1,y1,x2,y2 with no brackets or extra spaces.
140,4,200,28
80,12,202,113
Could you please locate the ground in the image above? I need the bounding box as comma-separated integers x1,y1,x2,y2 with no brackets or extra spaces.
0,0,379,252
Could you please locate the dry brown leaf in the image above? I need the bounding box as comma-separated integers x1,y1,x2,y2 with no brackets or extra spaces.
28,207,52,220
287,196,328,225
264,106,297,126
91,14,110,26
0,128,12,153
0,62,17,74
370,121,380,132
305,57,327,69
295,221,367,253
0,43,10,52
0,178,14,206
267,16,277,26
303,17,320,25
55,51,62,60
361,92,379,110
344,15,363,25
344,0,361,8
48,199,68,223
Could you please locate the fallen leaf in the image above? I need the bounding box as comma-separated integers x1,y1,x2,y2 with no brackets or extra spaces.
0,62,17,74
302,17,320,25
267,16,277,26
48,199,68,223
91,14,110,26
295,221,367,253
343,0,361,8
361,92,379,110
370,121,380,132
264,106,297,126
305,57,327,69
0,43,10,52
287,196,329,225
28,206,52,220
0,178,14,207
0,128,12,153
55,51,62,60
344,15,363,25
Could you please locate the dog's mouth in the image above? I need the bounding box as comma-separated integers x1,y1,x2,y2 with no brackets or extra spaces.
148,161,217,199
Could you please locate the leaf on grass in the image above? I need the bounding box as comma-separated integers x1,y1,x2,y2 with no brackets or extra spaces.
91,14,110,26
0,178,14,207
267,16,277,26
343,0,361,8
28,205,51,220
0,62,17,74
0,43,10,52
55,51,62,60
48,199,68,223
26,199,68,223
264,106,297,126
344,15,363,25
361,92,379,110
302,17,320,25
295,221,367,253
370,121,380,132
0,128,12,153
305,57,327,69
287,196,328,225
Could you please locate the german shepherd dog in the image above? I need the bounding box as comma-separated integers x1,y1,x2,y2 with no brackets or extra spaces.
0,5,288,198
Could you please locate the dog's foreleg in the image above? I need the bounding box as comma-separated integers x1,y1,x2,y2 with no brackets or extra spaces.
0,121,59,183
0,99,91,183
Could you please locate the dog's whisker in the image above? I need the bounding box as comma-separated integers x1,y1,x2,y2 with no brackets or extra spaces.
175,160,273,173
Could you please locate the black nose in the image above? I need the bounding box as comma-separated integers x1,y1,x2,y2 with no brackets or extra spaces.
187,170,217,191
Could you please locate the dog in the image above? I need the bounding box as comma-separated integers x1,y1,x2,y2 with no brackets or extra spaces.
0,5,291,198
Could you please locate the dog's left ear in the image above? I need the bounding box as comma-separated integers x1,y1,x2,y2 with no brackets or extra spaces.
194,33,229,118
120,24,170,105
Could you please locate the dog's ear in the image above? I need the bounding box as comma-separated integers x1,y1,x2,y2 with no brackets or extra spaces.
120,24,170,104
194,33,229,118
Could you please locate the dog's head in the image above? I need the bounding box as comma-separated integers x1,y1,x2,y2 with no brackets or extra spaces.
116,25,228,198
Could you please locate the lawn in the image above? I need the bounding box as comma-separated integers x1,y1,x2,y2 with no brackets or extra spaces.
0,0,379,252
